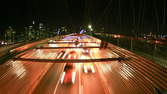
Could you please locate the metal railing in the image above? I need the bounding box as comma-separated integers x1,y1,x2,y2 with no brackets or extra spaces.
93,34,167,68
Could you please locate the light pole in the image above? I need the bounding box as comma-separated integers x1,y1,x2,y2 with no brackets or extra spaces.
88,25,92,29
88,24,93,31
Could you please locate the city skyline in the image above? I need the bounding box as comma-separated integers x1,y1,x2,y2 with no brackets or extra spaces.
0,0,166,35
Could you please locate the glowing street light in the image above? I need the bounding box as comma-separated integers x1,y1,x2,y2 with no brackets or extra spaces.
88,24,93,31
88,25,92,29
90,28,93,31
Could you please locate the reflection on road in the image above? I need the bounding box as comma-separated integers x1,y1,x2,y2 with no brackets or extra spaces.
0,34,166,94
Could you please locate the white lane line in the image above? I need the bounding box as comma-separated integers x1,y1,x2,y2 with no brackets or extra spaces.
57,52,63,59
53,52,67,94
95,63,111,94
72,72,76,84
80,85,83,94
79,63,81,94
68,55,71,59
79,63,83,94
91,65,95,73
90,50,93,58
84,65,88,73
66,54,69,59
62,52,67,59
53,64,66,94
74,55,77,59
60,72,66,84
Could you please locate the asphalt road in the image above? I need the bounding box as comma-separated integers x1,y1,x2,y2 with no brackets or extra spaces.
0,34,166,94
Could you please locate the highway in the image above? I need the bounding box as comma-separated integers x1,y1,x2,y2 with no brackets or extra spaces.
0,34,166,94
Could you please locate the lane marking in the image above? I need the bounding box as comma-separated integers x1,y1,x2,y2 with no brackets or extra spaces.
53,64,66,94
57,52,63,59
79,63,83,94
62,52,67,59
95,63,111,94
91,65,95,73
84,65,88,73
79,85,83,94
72,72,76,84
53,51,67,94
60,72,66,84
74,55,77,59
68,55,71,59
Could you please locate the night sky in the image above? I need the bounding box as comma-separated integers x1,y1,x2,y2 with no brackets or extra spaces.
0,0,166,34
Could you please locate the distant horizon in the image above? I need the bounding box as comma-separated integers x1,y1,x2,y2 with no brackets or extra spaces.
0,0,166,34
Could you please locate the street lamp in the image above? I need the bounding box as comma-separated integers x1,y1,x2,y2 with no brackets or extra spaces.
88,25,92,29
90,28,93,31
88,24,93,31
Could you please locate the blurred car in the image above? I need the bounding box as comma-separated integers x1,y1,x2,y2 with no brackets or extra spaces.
9,48,17,53
49,44,56,47
82,48,89,54
49,40,53,42
61,63,76,84
1,41,8,45
83,63,95,73
67,51,77,59
78,43,84,47
49,40,56,43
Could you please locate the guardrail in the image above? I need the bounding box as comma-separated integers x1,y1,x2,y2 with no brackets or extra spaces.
0,36,62,64
13,57,128,63
48,42,100,44
36,46,101,49
93,33,167,68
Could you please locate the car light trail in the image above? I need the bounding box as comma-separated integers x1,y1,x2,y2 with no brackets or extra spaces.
72,72,76,84
91,65,95,73
60,72,66,84
11,61,26,79
57,52,63,58
68,55,71,59
74,55,77,59
84,65,88,73
62,52,67,59
49,44,57,47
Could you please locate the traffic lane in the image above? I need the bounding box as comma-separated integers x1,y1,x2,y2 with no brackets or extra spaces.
78,45,108,94
89,46,120,94
83,39,119,59
0,37,74,93
19,49,38,58
20,49,65,59
32,48,69,94
81,63,108,94
96,61,125,94
54,52,82,94
0,60,53,94
79,52,109,94
82,38,119,93
32,63,65,94
14,38,49,52
90,48,119,59
96,61,154,94
54,64,79,94
43,43,70,47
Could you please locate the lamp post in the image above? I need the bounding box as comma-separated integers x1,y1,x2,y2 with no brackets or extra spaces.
88,24,93,31
88,25,92,29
